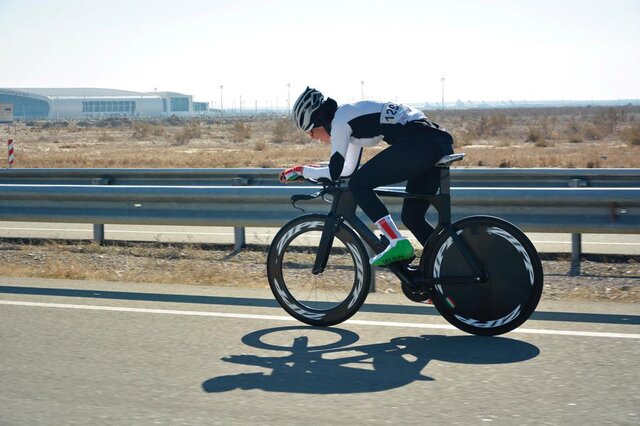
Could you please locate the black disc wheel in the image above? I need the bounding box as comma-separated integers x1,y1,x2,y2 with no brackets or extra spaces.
421,216,543,336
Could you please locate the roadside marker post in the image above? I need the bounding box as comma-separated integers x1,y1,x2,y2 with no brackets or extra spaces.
8,139,15,168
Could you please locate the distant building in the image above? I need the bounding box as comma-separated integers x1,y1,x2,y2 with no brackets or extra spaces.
0,88,208,120
0,104,13,123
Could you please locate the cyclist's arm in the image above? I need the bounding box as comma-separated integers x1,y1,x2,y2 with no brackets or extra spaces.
302,119,360,181
300,164,329,180
302,145,361,181
335,143,362,178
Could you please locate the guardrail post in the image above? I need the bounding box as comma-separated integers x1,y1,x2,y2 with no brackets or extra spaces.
92,177,112,244
232,178,248,252
568,179,587,276
570,233,582,276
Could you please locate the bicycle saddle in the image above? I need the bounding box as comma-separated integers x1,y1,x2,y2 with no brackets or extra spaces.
436,153,466,167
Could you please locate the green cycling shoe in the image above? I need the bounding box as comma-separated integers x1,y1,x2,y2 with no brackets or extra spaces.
370,238,415,267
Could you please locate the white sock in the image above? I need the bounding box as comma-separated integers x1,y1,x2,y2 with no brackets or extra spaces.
375,215,404,242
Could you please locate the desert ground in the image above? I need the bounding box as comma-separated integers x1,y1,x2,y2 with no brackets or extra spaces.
3,105,640,169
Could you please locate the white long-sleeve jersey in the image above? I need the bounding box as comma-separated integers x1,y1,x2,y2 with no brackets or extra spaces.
302,101,434,181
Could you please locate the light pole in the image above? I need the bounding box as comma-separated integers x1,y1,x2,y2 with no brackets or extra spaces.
441,77,445,110
360,81,364,100
287,83,291,113
219,85,224,116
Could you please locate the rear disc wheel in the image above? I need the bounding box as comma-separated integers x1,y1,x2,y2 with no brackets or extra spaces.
422,216,543,336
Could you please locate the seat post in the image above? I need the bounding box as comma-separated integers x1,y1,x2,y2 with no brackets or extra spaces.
434,153,464,225
440,166,451,195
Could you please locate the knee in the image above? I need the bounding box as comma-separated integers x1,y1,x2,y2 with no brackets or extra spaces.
347,173,363,190
348,174,370,196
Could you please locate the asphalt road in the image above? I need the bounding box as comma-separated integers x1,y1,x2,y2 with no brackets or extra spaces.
1,221,640,255
0,277,638,425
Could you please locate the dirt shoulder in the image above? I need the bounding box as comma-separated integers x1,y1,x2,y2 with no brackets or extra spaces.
0,239,637,303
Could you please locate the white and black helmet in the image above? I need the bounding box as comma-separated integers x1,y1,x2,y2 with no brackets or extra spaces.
292,87,324,132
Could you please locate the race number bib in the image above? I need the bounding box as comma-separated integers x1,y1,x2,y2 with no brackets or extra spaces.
380,102,402,124
380,102,442,130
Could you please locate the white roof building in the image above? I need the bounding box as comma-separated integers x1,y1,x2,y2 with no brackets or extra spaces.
0,88,205,120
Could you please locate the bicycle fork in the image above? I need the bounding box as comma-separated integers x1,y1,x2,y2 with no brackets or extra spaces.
312,211,342,275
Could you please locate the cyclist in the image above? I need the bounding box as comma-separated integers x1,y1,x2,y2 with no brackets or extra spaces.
280,87,454,267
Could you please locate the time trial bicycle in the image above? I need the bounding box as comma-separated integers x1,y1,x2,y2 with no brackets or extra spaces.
266,153,543,336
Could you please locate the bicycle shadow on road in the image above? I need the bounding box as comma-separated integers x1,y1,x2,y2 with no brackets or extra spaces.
202,326,540,394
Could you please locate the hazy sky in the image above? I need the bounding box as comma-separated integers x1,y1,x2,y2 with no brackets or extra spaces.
1,0,638,107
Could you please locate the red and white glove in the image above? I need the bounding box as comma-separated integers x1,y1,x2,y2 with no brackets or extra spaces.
279,165,305,183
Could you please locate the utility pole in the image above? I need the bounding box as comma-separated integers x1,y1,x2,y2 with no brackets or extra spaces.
287,83,291,113
441,77,445,110
360,81,364,100
219,85,224,116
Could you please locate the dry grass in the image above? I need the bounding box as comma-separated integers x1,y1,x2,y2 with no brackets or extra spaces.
4,105,638,170
0,240,269,288
0,240,637,302
623,124,640,146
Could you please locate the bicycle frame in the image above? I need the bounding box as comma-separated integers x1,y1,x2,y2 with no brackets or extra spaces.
309,167,486,291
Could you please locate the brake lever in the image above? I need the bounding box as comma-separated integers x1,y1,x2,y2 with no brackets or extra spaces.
289,177,338,212
291,191,323,212
291,193,317,203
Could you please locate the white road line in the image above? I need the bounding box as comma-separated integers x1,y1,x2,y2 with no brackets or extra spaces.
0,227,89,233
108,230,239,236
1,299,639,339
0,227,236,236
0,227,278,238
531,240,640,246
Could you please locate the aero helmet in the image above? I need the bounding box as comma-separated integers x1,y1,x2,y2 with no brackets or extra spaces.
292,87,324,132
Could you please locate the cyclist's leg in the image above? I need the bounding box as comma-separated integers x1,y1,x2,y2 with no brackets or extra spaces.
402,140,454,245
348,124,454,264
402,168,440,246
348,147,399,222
348,143,428,264
348,143,434,221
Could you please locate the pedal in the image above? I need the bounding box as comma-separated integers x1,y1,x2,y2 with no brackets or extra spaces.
401,281,433,303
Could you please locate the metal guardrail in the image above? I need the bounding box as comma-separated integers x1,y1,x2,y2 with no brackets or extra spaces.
0,167,639,187
0,167,639,275
0,184,637,232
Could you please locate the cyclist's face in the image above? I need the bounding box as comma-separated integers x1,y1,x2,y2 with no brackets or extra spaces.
306,126,330,144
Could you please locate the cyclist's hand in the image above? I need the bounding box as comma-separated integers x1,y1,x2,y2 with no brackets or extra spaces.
279,165,305,184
